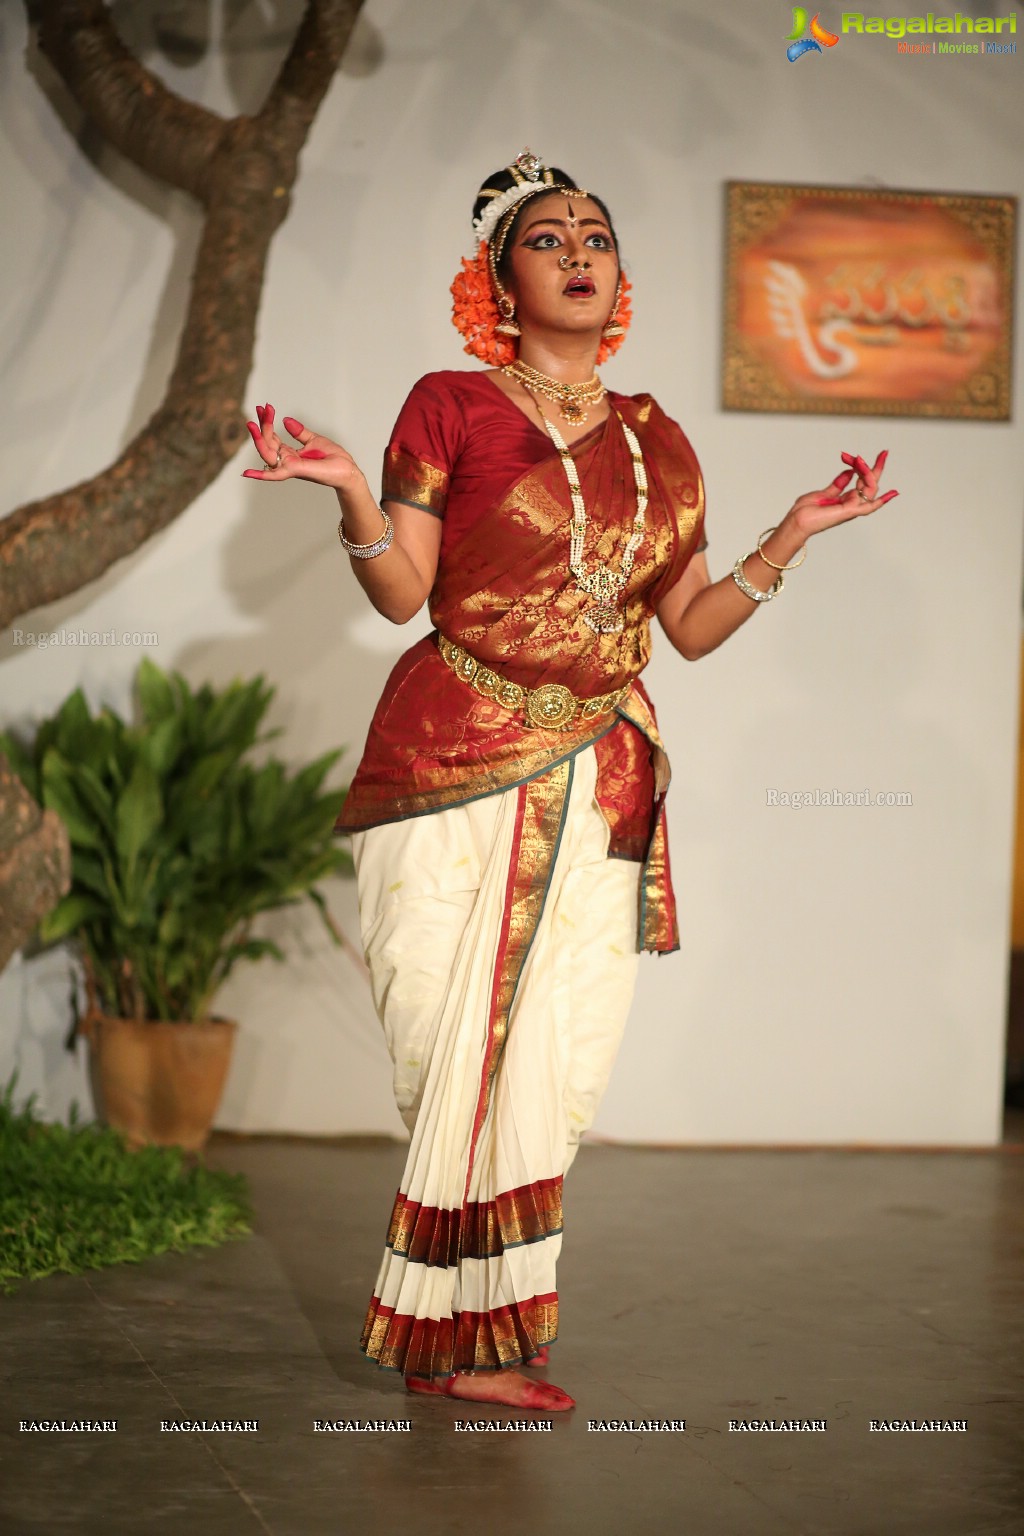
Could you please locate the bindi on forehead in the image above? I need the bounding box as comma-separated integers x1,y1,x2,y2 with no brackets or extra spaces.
521,210,611,236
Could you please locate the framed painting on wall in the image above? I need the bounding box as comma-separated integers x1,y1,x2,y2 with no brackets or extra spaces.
722,179,1016,420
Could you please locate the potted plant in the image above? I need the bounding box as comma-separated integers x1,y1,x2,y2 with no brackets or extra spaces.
0,657,354,1151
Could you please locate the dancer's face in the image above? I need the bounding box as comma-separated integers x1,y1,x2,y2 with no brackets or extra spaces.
504,194,619,341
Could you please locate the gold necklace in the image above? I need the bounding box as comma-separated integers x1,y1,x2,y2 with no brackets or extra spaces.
521,387,648,636
502,360,606,425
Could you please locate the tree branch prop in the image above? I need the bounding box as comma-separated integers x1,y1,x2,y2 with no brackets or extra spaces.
1,0,365,632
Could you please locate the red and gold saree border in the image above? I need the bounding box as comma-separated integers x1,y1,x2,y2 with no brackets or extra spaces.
361,1294,559,1378
382,444,449,513
462,756,575,1206
614,687,681,955
384,1176,564,1265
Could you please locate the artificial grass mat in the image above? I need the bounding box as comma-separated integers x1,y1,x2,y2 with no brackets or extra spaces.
0,1074,254,1295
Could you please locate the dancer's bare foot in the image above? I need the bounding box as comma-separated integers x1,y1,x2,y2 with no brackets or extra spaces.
406,1368,573,1412
524,1345,550,1367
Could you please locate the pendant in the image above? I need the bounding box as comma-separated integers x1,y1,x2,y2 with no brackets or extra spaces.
560,399,586,425
581,603,624,635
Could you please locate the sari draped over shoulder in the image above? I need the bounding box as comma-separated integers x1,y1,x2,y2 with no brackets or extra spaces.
334,369,707,954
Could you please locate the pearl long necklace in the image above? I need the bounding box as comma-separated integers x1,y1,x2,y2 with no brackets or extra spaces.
521,386,648,636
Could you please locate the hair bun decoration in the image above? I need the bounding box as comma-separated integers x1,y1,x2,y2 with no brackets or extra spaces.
472,182,545,248
469,148,576,253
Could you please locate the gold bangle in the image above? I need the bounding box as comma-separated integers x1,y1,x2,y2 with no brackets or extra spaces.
756,525,807,572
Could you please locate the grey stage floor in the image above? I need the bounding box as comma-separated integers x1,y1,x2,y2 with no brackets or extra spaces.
2,1135,1022,1536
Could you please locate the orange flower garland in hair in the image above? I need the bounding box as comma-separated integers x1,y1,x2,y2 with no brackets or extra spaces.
450,241,515,367
450,240,633,367
599,269,632,365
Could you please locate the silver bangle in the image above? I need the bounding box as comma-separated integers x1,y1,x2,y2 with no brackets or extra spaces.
732,552,784,602
338,504,393,559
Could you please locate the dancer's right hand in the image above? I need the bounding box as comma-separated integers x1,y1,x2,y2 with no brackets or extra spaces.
242,402,368,499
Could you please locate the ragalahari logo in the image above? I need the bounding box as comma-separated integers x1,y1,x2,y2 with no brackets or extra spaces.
787,8,840,59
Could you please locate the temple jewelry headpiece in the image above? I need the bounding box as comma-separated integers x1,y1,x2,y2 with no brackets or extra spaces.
471,148,554,246
470,147,590,254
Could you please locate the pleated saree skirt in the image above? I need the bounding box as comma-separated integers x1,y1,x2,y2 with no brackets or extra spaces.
348,742,642,1379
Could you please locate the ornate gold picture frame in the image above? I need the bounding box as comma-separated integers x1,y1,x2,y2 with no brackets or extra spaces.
722,179,1016,420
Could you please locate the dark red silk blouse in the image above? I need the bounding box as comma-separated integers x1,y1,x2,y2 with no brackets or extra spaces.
334,369,708,954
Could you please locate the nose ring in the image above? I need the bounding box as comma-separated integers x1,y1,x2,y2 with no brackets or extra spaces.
558,256,592,271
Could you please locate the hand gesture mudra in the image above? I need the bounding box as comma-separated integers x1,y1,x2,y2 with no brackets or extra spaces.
791,449,898,537
242,403,367,497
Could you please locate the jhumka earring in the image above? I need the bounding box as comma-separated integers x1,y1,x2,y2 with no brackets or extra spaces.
495,291,521,337
602,277,625,339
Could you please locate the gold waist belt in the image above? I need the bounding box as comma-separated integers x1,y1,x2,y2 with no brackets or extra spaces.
436,632,630,732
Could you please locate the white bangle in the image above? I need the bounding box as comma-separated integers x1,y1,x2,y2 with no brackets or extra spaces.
338,504,393,559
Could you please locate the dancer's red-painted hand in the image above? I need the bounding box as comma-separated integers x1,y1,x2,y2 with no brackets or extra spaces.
787,449,898,539
242,402,366,495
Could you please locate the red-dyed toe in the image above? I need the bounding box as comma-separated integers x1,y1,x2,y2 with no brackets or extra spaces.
526,1381,575,1412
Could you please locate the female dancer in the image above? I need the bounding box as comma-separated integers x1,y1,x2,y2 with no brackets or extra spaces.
243,150,897,1415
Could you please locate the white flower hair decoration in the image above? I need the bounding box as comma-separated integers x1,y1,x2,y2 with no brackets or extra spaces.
469,147,565,252
472,181,548,247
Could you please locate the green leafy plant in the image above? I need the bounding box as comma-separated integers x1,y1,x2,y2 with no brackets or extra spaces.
0,656,353,1023
0,1072,253,1293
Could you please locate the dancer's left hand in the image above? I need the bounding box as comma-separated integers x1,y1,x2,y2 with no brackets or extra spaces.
788,450,898,538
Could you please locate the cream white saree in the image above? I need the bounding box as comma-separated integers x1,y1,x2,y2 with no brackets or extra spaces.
349,743,641,1379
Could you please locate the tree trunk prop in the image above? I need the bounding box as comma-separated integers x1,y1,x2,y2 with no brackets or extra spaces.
0,753,72,973
0,0,365,965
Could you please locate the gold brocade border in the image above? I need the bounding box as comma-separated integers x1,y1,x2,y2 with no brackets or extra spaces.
641,799,679,954
385,1177,564,1264
454,1295,559,1373
615,693,679,953
382,444,450,512
616,690,670,796
361,1294,559,1376
465,757,575,1201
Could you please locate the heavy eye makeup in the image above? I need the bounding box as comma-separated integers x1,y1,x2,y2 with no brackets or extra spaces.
521,229,615,252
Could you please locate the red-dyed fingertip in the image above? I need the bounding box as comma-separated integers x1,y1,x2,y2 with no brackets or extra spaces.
283,416,304,434
264,404,275,423
879,449,889,462
881,489,899,502
255,405,265,424
841,451,856,464
832,469,854,488
242,469,264,478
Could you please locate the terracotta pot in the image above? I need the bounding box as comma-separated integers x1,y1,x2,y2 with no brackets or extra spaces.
80,1011,238,1152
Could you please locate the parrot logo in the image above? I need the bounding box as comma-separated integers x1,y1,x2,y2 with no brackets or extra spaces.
786,8,840,60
